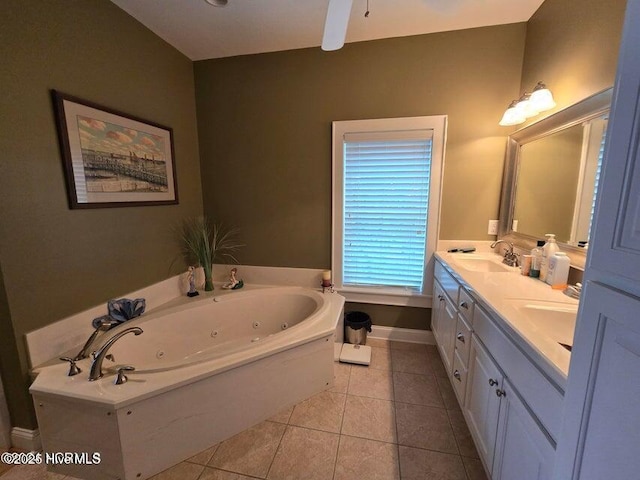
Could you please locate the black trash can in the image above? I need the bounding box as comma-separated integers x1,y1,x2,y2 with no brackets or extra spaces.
344,311,372,345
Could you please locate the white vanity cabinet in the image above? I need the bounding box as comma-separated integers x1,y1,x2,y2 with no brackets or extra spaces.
433,256,560,480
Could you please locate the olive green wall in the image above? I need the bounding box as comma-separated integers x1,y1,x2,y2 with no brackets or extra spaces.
0,0,202,429
520,0,626,117
345,303,430,331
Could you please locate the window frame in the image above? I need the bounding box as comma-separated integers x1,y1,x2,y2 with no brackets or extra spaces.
331,116,447,308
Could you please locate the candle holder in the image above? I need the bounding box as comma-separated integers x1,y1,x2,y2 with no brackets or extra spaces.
321,279,334,294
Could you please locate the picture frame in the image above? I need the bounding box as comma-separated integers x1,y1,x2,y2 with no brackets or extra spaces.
52,90,178,209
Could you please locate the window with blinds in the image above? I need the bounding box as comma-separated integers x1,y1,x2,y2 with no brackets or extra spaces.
343,133,432,291
332,116,447,307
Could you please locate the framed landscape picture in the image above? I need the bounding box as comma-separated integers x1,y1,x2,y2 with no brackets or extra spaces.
52,90,178,209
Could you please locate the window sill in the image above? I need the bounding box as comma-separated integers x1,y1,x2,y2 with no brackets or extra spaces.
337,288,432,308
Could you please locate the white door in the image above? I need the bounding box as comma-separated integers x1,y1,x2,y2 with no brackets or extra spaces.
493,378,555,480
553,1,640,479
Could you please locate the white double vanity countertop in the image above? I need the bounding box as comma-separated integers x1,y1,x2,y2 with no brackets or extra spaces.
435,251,579,388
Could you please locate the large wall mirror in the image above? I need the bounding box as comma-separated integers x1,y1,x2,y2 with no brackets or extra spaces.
498,88,612,269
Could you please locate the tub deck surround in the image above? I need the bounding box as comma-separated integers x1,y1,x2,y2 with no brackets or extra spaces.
30,286,345,408
29,285,344,480
435,251,578,388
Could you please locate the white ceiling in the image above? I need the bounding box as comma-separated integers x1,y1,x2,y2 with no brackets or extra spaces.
111,0,545,61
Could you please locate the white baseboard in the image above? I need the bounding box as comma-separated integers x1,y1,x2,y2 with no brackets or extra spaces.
11,427,41,452
369,325,435,345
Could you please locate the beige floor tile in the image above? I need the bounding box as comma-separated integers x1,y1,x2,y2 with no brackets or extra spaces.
427,347,449,379
395,403,458,454
209,421,286,478
341,395,397,443
448,409,479,458
331,362,352,393
370,346,393,370
199,467,257,480
391,349,432,375
0,463,66,480
268,405,294,424
149,462,204,480
186,445,219,465
289,391,346,433
267,426,339,480
366,338,390,349
334,436,400,480
393,372,443,408
462,456,489,480
348,366,394,401
436,375,461,410
398,445,467,480
388,341,427,352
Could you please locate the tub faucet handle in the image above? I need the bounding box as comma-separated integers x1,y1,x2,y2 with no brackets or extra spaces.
114,365,135,385
60,357,82,377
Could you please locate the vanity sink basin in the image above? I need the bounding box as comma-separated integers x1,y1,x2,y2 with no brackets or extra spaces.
504,299,578,345
453,256,513,273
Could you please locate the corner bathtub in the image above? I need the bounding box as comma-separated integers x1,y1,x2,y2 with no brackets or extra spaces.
30,286,345,480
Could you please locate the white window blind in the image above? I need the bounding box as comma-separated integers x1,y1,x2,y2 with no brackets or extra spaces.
588,128,607,240
343,132,432,291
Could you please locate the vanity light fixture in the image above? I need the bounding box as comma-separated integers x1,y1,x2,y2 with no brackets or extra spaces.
499,100,527,126
204,0,228,6
499,81,556,126
529,81,557,112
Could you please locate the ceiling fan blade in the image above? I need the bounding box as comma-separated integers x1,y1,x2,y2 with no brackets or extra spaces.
322,0,354,51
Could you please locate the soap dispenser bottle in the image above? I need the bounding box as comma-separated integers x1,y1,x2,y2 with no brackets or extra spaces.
539,234,559,282
530,240,545,278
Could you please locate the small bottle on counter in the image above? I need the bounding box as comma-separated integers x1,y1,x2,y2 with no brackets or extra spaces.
539,234,559,282
529,240,545,278
546,252,570,287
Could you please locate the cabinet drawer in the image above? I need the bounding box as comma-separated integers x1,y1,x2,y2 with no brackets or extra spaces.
451,349,468,405
473,305,563,442
435,260,459,305
454,314,472,367
458,288,475,323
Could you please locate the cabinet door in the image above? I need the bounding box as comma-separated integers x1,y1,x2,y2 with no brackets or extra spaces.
431,281,445,345
493,378,555,480
438,293,457,374
464,336,503,473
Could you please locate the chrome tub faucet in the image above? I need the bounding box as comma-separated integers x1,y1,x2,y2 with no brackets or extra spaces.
89,327,143,381
74,317,120,360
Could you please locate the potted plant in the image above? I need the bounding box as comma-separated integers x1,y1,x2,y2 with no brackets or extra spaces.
177,216,241,291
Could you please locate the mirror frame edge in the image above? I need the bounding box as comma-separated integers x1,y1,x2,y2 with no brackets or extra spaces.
497,87,614,270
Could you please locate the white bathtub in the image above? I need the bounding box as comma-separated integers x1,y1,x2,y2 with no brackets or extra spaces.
30,285,345,480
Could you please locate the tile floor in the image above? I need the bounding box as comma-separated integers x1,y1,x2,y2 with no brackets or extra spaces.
0,340,488,480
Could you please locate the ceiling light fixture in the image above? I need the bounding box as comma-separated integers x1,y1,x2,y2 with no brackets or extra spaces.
499,82,556,126
204,0,228,6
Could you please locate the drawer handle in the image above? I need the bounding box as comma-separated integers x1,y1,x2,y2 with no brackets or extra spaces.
456,332,465,343
438,294,445,301
453,370,462,381
496,389,506,398
459,301,469,309
488,378,498,387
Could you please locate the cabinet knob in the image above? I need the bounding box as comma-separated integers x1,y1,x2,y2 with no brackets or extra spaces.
438,294,444,301
453,370,461,381
488,378,498,386
456,332,465,343
496,389,506,398
459,301,469,309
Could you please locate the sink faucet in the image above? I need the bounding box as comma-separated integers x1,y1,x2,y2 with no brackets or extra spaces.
490,240,519,267
89,327,143,381
564,283,582,299
74,317,120,360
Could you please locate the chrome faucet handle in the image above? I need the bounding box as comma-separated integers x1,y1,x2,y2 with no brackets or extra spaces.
59,357,82,377
114,365,135,385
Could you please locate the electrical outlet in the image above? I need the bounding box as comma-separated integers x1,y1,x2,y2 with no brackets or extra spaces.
488,219,499,235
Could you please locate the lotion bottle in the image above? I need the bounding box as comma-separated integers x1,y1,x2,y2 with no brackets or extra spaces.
539,234,559,282
546,252,570,287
